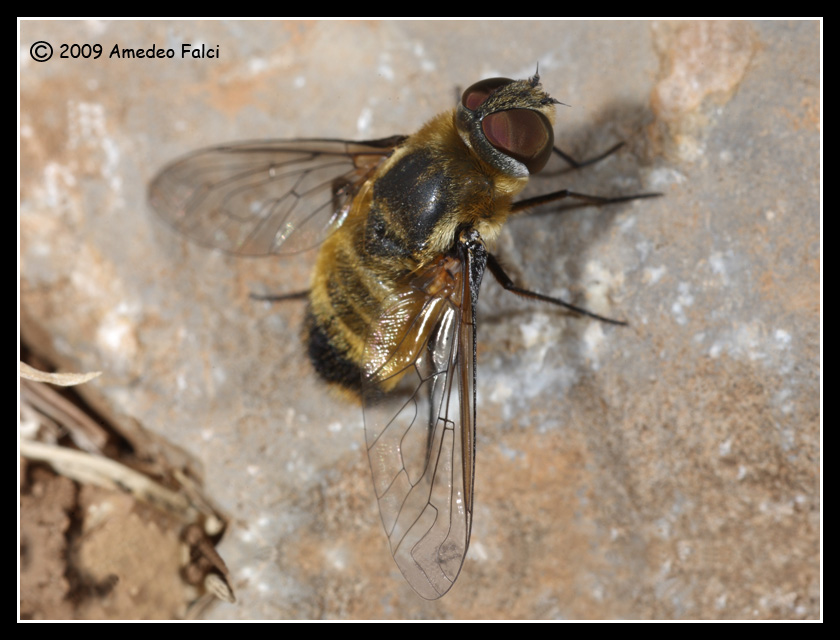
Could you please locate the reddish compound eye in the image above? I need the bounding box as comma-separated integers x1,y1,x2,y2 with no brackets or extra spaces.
460,77,513,111
482,109,554,173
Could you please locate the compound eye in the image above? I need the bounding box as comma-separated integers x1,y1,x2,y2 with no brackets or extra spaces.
460,77,513,111
481,109,554,173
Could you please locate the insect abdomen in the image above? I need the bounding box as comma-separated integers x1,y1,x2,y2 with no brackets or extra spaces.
305,181,413,394
305,113,506,395
305,135,460,393
304,308,366,393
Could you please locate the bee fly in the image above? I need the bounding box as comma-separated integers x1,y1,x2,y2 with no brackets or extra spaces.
149,73,658,599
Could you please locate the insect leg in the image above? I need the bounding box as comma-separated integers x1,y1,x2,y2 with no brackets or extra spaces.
486,253,626,325
551,141,625,170
511,189,660,214
249,290,309,302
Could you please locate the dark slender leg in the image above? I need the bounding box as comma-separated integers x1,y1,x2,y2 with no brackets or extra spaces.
518,141,662,213
512,189,661,214
551,141,625,170
486,253,626,326
250,290,309,302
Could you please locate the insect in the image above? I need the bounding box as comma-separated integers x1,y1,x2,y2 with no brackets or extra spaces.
149,73,656,600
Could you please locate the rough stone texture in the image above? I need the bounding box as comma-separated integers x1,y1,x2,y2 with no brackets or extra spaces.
20,467,77,620
20,20,820,619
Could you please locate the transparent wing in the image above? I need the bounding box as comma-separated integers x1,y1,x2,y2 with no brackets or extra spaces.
362,256,476,600
148,136,405,256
